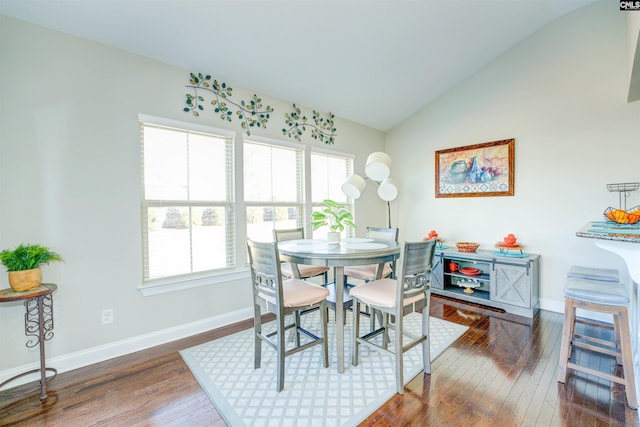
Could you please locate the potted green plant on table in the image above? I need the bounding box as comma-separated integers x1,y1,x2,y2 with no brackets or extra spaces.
0,244,63,292
311,199,356,244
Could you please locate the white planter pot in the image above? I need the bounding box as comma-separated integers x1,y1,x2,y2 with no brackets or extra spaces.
327,232,341,245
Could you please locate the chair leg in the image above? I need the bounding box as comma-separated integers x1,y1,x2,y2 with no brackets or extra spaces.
254,303,262,369
370,309,384,332
422,307,431,375
558,298,575,383
294,311,303,347
382,313,390,349
614,314,623,365
352,300,361,366
394,312,404,394
287,313,298,343
616,307,638,409
277,313,286,392
320,301,329,368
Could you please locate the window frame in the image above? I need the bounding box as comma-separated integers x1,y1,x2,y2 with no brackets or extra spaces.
309,147,356,239
138,115,243,296
137,116,357,296
243,136,306,244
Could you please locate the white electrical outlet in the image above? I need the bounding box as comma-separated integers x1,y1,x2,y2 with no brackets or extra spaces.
102,309,113,325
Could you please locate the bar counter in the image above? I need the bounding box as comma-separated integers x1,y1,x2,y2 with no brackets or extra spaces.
576,221,640,402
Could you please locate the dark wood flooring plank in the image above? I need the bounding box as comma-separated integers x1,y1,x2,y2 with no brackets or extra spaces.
2,297,639,426
521,312,564,426
497,309,561,424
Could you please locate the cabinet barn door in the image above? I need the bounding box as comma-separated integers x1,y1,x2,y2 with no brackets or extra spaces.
491,263,531,308
431,253,444,290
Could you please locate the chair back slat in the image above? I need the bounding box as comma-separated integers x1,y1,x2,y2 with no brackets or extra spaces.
397,239,436,300
273,228,305,242
366,227,399,242
247,239,282,304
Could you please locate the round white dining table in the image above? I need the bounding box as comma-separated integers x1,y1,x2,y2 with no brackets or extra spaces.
277,238,401,373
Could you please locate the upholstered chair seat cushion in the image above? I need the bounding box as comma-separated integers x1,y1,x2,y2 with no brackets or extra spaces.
281,263,329,279
564,277,629,306
343,264,393,281
349,278,425,308
260,279,330,308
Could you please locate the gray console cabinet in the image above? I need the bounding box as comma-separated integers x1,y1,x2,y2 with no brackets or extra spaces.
430,247,540,318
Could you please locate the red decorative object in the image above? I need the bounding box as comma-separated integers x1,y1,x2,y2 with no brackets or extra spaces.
504,233,517,245
459,267,482,276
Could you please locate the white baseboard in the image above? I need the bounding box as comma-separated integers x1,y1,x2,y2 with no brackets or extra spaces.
0,307,253,389
539,298,563,314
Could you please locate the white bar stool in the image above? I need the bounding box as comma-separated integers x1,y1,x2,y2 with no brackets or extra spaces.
557,275,637,409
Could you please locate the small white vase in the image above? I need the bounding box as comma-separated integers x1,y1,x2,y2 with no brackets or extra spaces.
327,231,341,245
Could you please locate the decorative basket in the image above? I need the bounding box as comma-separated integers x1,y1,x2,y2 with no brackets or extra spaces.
456,242,480,252
8,267,42,292
604,206,640,225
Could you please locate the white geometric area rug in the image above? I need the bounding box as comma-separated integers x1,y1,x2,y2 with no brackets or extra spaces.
180,311,468,427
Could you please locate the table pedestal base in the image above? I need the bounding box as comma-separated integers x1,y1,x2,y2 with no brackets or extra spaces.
593,240,640,407
0,367,58,400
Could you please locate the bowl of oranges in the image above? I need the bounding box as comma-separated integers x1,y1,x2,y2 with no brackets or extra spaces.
604,206,640,225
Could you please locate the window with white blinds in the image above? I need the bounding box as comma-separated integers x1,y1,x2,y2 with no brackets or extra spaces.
310,150,355,239
138,116,356,290
244,139,304,242
140,120,234,282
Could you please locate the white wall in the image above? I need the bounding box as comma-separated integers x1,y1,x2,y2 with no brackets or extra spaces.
628,8,640,102
0,16,385,378
2,0,636,383
387,0,640,313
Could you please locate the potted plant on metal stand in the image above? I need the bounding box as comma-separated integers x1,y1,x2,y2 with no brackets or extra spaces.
0,244,63,292
311,199,356,244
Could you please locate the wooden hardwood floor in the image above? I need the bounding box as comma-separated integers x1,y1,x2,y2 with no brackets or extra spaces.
1,295,639,426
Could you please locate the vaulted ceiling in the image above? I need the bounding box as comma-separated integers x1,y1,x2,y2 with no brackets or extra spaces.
0,0,598,131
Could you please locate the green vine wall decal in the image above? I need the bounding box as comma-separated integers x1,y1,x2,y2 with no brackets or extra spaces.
282,103,337,144
183,72,273,135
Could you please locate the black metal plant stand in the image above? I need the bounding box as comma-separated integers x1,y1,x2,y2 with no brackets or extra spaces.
0,283,58,400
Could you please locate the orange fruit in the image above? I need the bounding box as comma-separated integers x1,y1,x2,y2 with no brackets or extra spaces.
613,209,628,223
627,212,640,224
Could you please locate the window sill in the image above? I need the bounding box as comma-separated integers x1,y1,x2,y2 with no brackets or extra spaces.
138,269,250,296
